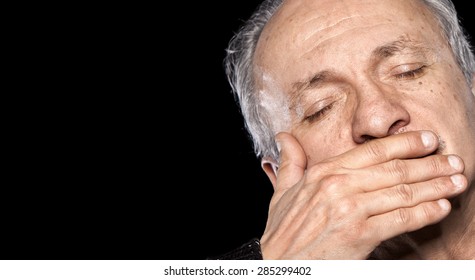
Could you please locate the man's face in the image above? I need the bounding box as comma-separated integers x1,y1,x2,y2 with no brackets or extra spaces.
253,0,475,183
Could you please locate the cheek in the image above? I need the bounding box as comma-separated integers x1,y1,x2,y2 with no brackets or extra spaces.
432,79,475,123
409,71,469,116
293,116,355,166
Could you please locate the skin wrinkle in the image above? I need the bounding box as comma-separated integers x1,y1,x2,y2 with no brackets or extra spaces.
272,4,450,87
302,15,361,41
302,23,397,58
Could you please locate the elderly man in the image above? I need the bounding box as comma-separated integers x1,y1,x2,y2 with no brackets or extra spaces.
220,0,475,259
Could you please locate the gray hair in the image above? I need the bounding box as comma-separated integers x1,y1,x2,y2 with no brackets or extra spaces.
224,0,475,162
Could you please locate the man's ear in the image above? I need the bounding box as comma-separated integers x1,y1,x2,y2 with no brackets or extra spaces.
261,157,279,190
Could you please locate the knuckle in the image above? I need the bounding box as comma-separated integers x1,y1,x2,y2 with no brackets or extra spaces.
394,183,415,202
395,208,411,225
318,174,347,195
431,178,449,197
404,133,423,152
427,156,444,174
422,201,443,221
421,203,439,221
389,159,409,181
364,140,388,162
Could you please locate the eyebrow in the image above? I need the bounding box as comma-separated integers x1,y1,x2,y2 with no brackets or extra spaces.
289,37,429,108
372,37,428,60
290,70,336,109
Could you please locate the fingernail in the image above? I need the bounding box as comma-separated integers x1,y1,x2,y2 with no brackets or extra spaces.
448,155,462,171
450,174,464,190
438,199,450,211
421,131,435,148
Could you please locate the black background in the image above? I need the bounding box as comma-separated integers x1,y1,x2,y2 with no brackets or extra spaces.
2,1,473,260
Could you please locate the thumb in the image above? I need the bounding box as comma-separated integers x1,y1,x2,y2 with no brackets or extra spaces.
274,132,307,193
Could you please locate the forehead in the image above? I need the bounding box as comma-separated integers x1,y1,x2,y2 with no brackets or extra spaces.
253,0,446,89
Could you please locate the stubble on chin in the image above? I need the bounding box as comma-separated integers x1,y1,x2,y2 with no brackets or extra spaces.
434,135,447,155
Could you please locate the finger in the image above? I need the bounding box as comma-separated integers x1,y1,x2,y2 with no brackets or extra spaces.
335,130,439,169
274,132,307,193
362,174,467,216
351,154,465,192
367,199,451,242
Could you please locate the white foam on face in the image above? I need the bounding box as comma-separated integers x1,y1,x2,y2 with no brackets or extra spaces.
258,72,293,134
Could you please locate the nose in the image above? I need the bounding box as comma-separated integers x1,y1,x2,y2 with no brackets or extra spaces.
351,82,410,144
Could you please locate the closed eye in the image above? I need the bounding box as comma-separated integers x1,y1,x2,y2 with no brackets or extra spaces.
394,66,426,80
305,102,335,123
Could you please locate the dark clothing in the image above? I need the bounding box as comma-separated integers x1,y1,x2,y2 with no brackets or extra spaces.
208,238,263,260
209,237,410,259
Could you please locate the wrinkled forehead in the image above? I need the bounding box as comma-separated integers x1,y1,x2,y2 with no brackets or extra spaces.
252,0,442,90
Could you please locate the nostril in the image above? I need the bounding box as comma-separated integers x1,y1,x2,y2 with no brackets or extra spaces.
356,119,408,144
388,120,408,135
351,98,411,143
